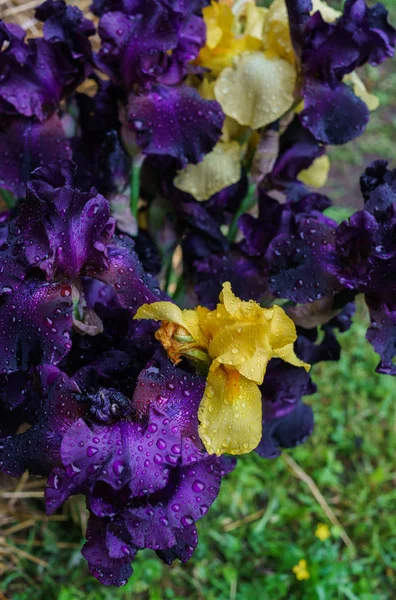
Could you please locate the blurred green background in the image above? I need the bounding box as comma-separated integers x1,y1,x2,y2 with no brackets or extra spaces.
1,1,395,599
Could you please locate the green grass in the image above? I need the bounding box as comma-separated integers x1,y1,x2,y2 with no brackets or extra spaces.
3,305,395,600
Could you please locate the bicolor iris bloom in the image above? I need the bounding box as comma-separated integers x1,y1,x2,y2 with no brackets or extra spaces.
135,282,309,456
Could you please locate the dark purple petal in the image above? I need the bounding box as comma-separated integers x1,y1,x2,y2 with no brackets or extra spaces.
124,456,221,549
179,199,229,263
256,361,315,459
82,515,134,587
127,85,224,166
294,298,356,365
45,407,183,515
96,1,206,87
194,250,268,309
219,455,237,477
97,8,178,88
335,208,396,295
132,352,205,443
134,229,162,276
0,211,10,248
0,27,89,121
300,78,369,145
20,160,115,279
0,370,34,411
286,0,395,145
36,0,95,74
240,188,332,258
0,279,73,374
0,366,83,476
271,117,325,185
86,235,161,314
257,401,314,459
267,216,342,304
284,0,312,58
366,298,396,375
0,114,72,197
0,228,27,297
156,525,198,565
341,0,396,66
360,159,396,214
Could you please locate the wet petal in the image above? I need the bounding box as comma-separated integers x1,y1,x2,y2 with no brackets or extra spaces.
128,85,224,166
173,142,242,202
215,51,296,129
198,367,262,455
263,0,295,63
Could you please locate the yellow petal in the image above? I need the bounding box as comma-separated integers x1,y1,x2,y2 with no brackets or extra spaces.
275,343,310,371
198,76,216,101
134,302,204,344
214,51,296,130
297,155,331,188
267,305,298,349
173,142,242,202
243,3,267,41
220,281,263,320
198,367,262,455
208,323,263,368
220,280,242,316
134,302,186,326
344,72,380,111
263,0,295,63
197,2,262,75
311,0,341,22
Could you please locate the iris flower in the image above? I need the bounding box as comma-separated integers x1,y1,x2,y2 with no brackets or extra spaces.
135,282,309,456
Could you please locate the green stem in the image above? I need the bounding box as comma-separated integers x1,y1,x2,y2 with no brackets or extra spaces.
130,155,144,228
227,183,257,243
0,189,16,210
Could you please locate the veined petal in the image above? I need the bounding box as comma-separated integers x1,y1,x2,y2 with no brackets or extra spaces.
173,142,242,202
198,367,262,455
214,51,296,130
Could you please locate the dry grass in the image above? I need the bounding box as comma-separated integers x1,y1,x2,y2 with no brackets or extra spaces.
0,471,88,585
0,0,95,37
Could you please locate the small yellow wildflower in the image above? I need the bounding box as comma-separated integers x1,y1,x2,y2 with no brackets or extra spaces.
315,523,331,541
134,282,309,456
292,559,310,581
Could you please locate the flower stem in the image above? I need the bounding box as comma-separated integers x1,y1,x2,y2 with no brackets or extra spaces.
0,189,16,210
227,183,257,243
130,155,144,227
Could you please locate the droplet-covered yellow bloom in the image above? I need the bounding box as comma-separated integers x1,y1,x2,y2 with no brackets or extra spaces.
134,283,309,456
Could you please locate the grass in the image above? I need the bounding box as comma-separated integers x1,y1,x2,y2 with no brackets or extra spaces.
1,303,395,600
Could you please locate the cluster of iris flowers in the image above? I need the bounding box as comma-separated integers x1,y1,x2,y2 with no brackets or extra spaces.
0,0,395,586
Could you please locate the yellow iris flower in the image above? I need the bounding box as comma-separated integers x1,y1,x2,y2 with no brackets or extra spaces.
197,1,264,76
134,283,309,456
